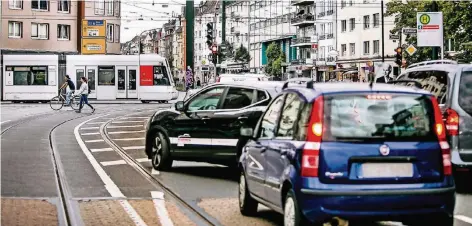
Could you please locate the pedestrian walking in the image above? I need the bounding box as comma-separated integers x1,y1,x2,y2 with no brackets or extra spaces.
74,76,95,113
196,77,201,88
59,75,75,106
185,66,194,91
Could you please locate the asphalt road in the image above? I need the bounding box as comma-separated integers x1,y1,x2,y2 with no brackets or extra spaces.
1,103,472,226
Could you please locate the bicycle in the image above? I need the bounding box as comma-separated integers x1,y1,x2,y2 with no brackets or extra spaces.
50,89,80,111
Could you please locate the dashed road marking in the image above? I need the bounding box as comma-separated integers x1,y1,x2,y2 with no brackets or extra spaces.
151,191,173,226
90,148,114,152
108,130,145,134
151,169,160,175
123,146,145,150
455,215,472,224
107,125,143,129
112,121,145,124
85,139,105,143
100,160,127,166
113,138,145,141
81,132,100,135
122,117,150,119
136,158,150,163
1,120,12,124
80,127,100,130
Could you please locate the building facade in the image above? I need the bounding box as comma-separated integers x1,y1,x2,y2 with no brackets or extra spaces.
314,0,336,81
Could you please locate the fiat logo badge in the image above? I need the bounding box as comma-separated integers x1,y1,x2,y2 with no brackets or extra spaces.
379,144,390,156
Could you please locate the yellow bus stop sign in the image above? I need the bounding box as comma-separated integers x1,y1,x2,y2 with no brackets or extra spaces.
419,14,430,25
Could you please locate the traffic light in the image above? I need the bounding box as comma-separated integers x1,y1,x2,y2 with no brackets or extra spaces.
395,47,402,66
212,53,217,65
206,23,214,49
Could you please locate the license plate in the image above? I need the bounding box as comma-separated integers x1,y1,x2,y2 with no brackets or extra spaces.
361,163,413,178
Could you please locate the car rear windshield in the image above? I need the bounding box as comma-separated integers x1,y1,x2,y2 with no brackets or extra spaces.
458,71,472,116
396,70,448,104
323,93,437,142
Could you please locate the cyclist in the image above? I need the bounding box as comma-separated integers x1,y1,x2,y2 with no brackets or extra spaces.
74,76,95,113
59,75,75,106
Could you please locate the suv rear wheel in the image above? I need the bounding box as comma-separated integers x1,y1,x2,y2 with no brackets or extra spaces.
239,172,258,216
151,132,173,171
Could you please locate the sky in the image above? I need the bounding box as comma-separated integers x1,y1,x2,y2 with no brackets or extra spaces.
120,0,202,43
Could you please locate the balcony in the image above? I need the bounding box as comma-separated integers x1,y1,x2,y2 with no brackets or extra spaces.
318,12,326,18
327,10,334,15
327,33,334,39
290,58,314,65
319,34,326,40
231,11,240,21
231,27,240,35
291,36,317,47
291,14,315,27
291,0,315,6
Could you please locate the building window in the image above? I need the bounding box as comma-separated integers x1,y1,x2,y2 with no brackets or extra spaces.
57,24,70,40
373,13,380,27
114,24,120,43
363,15,370,29
373,40,379,54
341,20,347,32
341,44,347,56
9,0,23,9
349,43,355,56
31,0,48,10
114,0,120,16
341,0,346,8
58,0,70,12
106,1,114,15
95,0,105,15
31,23,49,39
8,21,22,38
363,41,370,55
349,18,355,31
11,66,48,86
107,24,114,42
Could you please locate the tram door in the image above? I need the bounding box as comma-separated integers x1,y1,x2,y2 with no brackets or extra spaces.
86,66,97,99
117,66,127,99
116,66,137,99
127,66,138,98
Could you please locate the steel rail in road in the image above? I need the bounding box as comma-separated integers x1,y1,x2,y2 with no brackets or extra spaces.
100,112,221,226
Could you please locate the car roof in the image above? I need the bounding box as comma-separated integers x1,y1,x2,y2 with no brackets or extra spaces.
211,81,284,89
284,82,431,102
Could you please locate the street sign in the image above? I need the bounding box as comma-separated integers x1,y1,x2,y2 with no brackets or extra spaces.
82,20,106,37
416,12,443,47
81,38,106,54
403,28,417,35
389,34,400,40
406,44,417,56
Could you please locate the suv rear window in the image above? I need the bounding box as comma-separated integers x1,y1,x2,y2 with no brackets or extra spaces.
458,71,472,116
323,94,436,141
397,70,448,104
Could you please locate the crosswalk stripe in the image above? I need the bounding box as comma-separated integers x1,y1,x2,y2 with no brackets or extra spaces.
114,138,145,141
85,139,105,143
108,130,145,134
123,146,145,150
107,125,143,129
100,160,127,166
90,148,113,152
136,158,150,163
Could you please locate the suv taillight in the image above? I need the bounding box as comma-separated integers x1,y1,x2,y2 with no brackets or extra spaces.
445,108,459,136
431,97,452,176
301,96,324,177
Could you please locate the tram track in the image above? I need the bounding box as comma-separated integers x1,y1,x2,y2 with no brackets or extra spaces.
100,112,221,226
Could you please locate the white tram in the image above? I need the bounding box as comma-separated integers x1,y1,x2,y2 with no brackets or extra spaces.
2,54,178,103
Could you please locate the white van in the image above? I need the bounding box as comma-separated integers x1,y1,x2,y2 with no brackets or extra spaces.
216,73,269,82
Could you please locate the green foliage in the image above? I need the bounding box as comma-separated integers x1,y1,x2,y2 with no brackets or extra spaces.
265,42,285,77
386,0,472,64
235,44,251,63
218,40,234,62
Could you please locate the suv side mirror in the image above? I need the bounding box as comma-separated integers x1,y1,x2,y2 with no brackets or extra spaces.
175,101,185,111
240,127,254,138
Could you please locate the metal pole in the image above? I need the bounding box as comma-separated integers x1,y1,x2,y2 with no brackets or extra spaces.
214,10,218,79
431,1,438,60
381,0,385,62
185,0,195,72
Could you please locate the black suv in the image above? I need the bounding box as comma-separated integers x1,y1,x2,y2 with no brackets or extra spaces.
396,60,472,193
144,81,284,170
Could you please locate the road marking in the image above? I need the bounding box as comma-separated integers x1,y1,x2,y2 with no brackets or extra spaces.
90,148,114,152
86,121,108,125
455,215,472,224
151,169,160,175
85,139,105,143
81,132,100,136
107,125,143,129
151,191,173,226
136,158,150,163
114,138,145,141
101,160,127,166
108,130,145,134
1,120,12,124
123,146,145,150
80,127,100,130
75,116,147,226
122,117,150,119
112,121,145,124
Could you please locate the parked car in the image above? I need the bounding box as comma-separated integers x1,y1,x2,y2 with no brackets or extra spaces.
216,73,269,83
395,60,472,193
144,81,284,170
238,81,455,226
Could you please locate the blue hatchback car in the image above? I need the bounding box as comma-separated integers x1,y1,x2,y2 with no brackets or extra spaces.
238,81,455,226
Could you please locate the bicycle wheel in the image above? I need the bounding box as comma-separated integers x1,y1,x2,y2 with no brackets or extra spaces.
50,96,64,110
70,96,81,110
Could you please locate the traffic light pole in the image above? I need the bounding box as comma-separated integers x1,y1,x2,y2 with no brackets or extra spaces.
185,0,194,73
381,0,385,62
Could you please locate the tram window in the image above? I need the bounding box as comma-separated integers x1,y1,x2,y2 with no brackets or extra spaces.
76,69,84,90
98,66,115,86
12,66,48,85
117,69,126,90
129,69,137,90
153,66,170,86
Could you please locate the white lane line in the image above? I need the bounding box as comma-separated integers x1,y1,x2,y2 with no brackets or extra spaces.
113,138,145,141
136,158,150,163
112,121,144,124
1,120,12,124
455,215,472,224
107,125,143,129
151,191,174,226
108,130,145,134
122,117,150,119
118,200,148,226
86,122,108,125
81,132,100,136
101,160,127,166
151,169,160,175
85,139,105,143
123,146,145,150
90,148,113,152
80,127,99,130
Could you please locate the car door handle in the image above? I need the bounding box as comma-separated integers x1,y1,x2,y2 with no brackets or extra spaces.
201,116,210,120
178,134,190,138
238,116,248,120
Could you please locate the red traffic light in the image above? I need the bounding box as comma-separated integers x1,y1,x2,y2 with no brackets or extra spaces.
395,47,402,53
212,45,217,53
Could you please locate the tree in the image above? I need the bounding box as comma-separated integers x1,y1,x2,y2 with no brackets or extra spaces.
217,40,235,62
265,42,285,77
386,0,472,64
234,44,251,63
